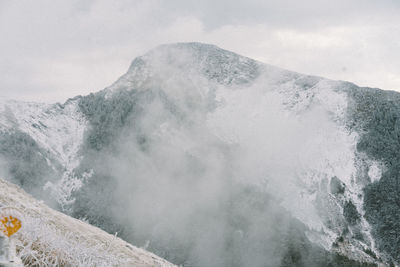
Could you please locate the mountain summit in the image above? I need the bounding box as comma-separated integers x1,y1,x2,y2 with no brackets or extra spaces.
1,42,399,266
109,43,260,91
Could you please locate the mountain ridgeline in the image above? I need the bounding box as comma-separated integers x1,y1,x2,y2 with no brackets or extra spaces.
0,43,399,266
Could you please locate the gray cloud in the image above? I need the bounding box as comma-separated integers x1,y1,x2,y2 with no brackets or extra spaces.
0,0,399,102
159,0,399,29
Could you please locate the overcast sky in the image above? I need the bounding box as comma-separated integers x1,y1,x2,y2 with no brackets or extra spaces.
0,0,399,103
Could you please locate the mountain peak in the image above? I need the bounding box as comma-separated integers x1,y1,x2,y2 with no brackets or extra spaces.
144,42,223,56
105,42,262,95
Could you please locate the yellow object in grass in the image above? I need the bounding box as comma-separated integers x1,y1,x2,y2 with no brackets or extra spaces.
0,215,22,237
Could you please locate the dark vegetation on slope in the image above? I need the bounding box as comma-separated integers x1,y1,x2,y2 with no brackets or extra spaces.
77,90,143,151
330,176,345,195
346,85,400,263
0,130,59,199
72,89,376,267
74,88,183,240
73,89,149,239
343,200,360,225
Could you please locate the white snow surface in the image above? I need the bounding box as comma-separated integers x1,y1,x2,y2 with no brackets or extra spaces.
0,177,176,267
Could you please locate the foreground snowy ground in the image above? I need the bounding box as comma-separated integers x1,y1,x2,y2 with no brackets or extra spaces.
0,178,176,267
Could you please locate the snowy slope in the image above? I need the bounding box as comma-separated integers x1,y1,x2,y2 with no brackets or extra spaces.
0,97,87,172
0,97,89,209
0,177,176,267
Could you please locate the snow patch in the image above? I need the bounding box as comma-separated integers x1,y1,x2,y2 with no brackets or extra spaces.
368,162,382,183
44,169,93,211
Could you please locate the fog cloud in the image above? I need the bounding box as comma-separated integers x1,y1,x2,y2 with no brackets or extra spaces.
71,46,358,265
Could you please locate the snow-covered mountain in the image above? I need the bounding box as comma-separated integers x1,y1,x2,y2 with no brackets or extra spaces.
1,42,399,266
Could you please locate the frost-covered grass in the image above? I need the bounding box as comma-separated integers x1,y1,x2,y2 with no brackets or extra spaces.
0,178,176,267
17,216,130,267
